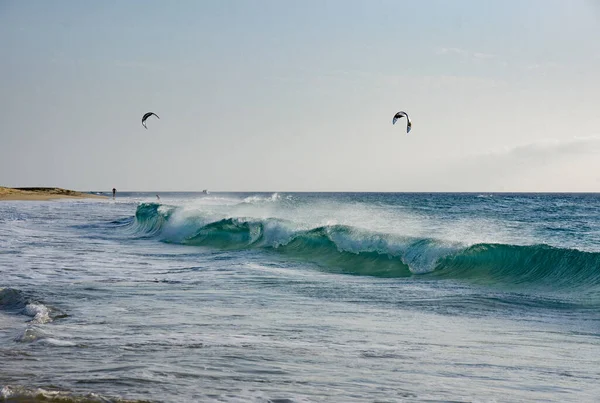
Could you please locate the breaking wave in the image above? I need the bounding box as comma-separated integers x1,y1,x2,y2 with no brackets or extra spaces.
124,203,600,290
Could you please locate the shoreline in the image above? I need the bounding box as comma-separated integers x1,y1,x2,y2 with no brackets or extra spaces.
0,187,107,201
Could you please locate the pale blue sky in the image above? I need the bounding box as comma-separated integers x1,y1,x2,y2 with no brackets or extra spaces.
2,0,600,191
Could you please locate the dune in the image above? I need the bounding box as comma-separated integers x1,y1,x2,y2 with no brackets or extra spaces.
0,187,107,201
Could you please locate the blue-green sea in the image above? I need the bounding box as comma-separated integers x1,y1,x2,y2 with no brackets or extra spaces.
1,192,599,402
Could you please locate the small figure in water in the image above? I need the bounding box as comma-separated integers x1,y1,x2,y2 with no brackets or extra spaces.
156,194,160,201
112,188,116,199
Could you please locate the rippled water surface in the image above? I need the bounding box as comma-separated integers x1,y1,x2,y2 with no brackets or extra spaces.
1,192,600,402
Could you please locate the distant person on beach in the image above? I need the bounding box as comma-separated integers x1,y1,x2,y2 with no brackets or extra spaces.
112,188,116,198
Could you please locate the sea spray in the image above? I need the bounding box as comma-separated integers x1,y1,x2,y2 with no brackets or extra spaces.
124,204,600,290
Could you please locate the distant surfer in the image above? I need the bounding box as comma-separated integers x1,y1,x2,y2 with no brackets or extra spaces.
156,194,160,201
112,188,116,199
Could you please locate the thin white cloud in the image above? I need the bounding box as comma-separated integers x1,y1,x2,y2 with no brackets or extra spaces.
435,47,468,56
524,61,562,71
444,136,600,189
480,136,600,159
47,56,167,72
435,47,565,73
472,52,496,60
435,47,497,61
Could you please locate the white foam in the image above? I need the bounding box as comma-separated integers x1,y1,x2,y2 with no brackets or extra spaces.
258,219,297,247
14,326,47,343
242,193,281,204
143,192,537,256
41,338,77,347
0,385,109,402
24,302,52,324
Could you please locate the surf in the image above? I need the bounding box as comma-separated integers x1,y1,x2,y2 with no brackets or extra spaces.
122,203,600,292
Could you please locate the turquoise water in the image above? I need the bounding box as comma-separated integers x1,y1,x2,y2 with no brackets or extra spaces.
1,193,600,402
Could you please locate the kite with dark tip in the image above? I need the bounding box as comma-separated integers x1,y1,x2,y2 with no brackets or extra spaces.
392,111,411,133
142,112,159,129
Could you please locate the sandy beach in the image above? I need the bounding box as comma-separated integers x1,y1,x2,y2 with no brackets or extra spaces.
0,187,107,201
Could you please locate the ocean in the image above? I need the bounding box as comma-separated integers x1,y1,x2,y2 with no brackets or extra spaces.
1,192,599,402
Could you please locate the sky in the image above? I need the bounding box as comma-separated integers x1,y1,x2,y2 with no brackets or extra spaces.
1,0,600,192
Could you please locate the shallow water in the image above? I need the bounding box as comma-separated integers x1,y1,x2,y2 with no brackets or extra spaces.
1,193,600,402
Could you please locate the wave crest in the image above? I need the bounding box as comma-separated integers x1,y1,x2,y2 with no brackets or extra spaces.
0,385,149,402
125,204,600,290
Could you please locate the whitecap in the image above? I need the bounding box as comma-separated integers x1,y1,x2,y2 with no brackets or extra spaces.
24,302,52,324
